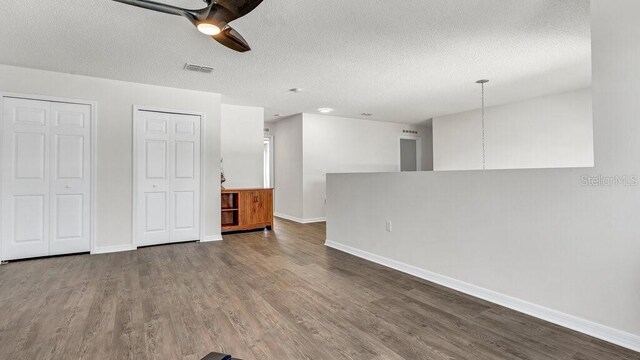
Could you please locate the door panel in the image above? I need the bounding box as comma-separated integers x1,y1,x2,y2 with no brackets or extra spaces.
238,190,272,227
146,118,167,134
175,120,194,135
255,191,272,224
12,105,46,126
170,113,201,242
136,111,172,246
2,98,51,260
174,191,195,230
175,141,194,179
56,135,84,179
145,139,167,179
55,110,85,128
145,192,168,232
54,194,84,240
14,133,46,179
260,191,273,224
243,191,263,224
13,195,46,243
253,192,266,224
240,191,256,226
50,102,91,255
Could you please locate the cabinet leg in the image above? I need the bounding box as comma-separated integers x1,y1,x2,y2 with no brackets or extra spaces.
266,225,273,231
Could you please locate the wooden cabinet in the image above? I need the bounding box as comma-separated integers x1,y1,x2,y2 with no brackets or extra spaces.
222,188,273,232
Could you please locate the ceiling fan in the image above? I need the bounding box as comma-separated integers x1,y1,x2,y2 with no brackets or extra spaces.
112,0,264,52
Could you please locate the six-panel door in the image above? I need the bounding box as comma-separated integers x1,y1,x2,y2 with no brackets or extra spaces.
135,110,201,247
50,102,92,255
1,97,91,261
171,113,201,243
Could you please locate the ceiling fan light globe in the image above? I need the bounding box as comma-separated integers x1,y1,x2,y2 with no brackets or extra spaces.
197,23,221,36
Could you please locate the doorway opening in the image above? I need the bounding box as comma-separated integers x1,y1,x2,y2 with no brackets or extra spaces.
264,136,274,187
399,137,422,172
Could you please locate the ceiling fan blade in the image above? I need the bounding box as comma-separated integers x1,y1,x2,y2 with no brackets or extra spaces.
114,0,260,53
213,26,251,52
112,0,200,19
215,0,264,21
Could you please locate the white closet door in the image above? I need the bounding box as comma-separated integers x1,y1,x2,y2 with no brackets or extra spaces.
171,113,201,242
2,98,51,260
49,102,92,255
135,110,201,247
136,111,172,247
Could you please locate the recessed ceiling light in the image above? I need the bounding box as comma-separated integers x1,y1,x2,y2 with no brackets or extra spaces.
197,23,221,36
289,88,303,93
318,108,334,113
361,113,373,116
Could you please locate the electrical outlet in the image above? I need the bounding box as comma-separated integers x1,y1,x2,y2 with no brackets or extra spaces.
386,220,392,232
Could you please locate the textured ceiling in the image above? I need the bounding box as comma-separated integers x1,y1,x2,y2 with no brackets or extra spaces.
0,0,590,124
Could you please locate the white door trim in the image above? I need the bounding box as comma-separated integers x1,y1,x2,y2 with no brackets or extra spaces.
0,92,97,261
398,135,422,172
264,134,275,188
132,105,205,249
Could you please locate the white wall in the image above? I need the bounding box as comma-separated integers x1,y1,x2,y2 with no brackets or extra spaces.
433,88,594,171
272,114,303,219
326,0,640,350
221,104,264,189
303,113,432,220
0,64,222,251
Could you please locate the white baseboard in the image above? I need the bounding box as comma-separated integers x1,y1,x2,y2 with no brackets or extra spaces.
91,244,136,255
303,217,327,223
274,213,305,223
275,213,327,224
325,240,640,353
201,235,223,242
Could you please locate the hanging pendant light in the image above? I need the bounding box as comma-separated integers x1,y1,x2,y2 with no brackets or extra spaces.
476,79,489,170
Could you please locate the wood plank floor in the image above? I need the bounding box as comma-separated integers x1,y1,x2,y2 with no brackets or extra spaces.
0,218,638,360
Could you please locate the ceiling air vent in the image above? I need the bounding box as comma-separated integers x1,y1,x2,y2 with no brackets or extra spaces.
184,63,214,74
402,129,419,135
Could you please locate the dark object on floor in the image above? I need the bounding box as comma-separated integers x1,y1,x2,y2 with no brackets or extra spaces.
201,352,239,360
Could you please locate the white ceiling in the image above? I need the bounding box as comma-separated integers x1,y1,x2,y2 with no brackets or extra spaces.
0,0,590,124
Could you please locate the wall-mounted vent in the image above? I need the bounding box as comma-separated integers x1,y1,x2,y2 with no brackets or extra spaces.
402,129,419,135
184,63,214,74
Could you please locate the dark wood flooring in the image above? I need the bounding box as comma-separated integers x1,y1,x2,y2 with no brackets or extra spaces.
0,218,638,360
